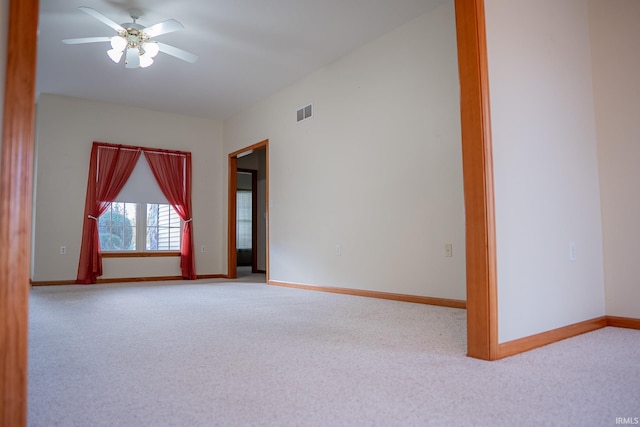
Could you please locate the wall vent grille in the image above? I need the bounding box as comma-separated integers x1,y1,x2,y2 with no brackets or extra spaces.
296,104,313,122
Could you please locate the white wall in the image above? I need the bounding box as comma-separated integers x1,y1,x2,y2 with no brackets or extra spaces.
32,94,224,281
589,0,640,319
224,2,466,300
485,0,606,342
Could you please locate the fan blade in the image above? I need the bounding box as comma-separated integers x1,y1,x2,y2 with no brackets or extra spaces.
63,37,111,45
79,6,124,32
125,48,140,69
157,42,198,63
142,19,184,38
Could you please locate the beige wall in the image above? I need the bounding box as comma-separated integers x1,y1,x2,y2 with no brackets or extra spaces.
224,2,466,299
32,94,225,281
485,0,606,342
589,0,640,319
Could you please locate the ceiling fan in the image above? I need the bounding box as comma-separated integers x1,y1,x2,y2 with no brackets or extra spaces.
63,6,198,69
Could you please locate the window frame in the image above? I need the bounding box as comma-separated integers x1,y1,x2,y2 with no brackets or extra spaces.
100,201,182,257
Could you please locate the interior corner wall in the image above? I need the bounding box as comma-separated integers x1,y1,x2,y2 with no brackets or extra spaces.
589,0,640,319
32,94,225,281
485,0,606,343
223,1,466,300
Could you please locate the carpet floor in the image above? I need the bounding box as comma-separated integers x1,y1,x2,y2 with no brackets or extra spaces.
28,277,640,426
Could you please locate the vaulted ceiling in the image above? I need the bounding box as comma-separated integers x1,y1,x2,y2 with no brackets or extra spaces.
37,0,449,120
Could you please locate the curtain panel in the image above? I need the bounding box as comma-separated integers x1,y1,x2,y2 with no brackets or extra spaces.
76,142,196,284
76,143,140,284
144,151,196,279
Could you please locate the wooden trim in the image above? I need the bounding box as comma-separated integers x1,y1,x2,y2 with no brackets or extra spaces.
229,140,269,158
268,280,466,309
102,251,180,258
30,280,76,287
264,143,270,283
606,316,640,330
251,171,258,272
95,274,227,283
96,275,225,284
227,156,238,278
455,0,499,361
31,274,227,286
1,0,39,425
497,317,607,359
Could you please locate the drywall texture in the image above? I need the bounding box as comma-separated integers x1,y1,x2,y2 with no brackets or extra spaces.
485,0,606,342
32,94,224,281
224,2,466,300
589,0,640,319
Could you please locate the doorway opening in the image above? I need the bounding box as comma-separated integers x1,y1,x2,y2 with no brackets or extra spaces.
228,140,269,280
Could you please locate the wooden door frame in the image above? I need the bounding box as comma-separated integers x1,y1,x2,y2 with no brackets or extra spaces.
1,1,496,424
1,0,39,425
227,140,269,280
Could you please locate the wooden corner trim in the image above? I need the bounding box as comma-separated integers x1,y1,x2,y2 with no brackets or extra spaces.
1,0,39,424
455,0,499,361
268,280,466,309
497,317,607,359
606,316,640,330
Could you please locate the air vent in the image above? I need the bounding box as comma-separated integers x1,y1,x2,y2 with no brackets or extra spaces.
296,104,313,123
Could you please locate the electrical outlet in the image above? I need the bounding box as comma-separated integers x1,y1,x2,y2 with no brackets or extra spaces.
336,244,342,256
200,245,206,253
445,244,453,257
60,246,67,255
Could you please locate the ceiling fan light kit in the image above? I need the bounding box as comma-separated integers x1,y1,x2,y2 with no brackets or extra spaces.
109,29,159,68
62,6,198,69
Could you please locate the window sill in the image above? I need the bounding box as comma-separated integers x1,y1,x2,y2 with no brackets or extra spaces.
102,251,180,258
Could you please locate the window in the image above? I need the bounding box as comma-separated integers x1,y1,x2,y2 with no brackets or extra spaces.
146,203,182,251
99,202,181,252
78,143,196,283
99,202,137,251
236,190,252,250
97,156,182,253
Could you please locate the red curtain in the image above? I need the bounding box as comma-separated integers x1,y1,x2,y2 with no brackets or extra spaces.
143,151,196,279
76,143,140,284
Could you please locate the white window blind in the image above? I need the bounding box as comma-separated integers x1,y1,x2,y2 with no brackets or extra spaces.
116,156,168,204
236,190,252,250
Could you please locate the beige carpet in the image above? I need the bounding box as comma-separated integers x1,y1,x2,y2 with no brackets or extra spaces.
28,278,639,426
